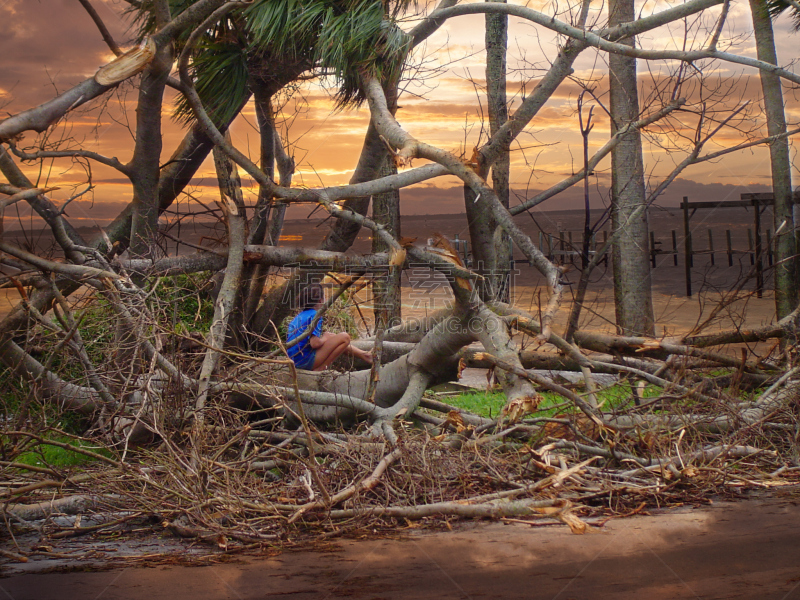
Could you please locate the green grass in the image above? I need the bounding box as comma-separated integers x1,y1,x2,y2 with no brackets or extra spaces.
148,273,215,333
443,390,507,419
13,436,111,468
447,381,664,420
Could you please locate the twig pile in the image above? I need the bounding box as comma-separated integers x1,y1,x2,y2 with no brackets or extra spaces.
2,364,799,566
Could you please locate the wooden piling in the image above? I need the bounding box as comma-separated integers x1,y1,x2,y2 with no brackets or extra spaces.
726,230,733,266
649,231,657,268
753,198,763,298
682,197,692,297
766,229,773,266
568,231,574,265
671,230,678,266
708,229,714,266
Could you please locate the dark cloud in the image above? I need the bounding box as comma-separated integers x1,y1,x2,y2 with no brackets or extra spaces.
0,0,133,108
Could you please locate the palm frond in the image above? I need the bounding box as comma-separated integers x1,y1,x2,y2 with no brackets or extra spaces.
133,0,414,124
244,0,412,107
174,39,250,127
766,0,800,29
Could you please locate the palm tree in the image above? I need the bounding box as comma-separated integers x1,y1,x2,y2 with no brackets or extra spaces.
129,0,411,126
128,0,415,337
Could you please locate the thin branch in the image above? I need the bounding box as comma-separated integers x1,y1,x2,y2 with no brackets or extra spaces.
10,145,130,175
77,0,123,56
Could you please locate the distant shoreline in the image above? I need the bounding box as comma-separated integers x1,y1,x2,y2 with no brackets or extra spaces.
1,204,772,234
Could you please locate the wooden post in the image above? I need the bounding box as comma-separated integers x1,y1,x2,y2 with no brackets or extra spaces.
568,230,574,265
766,229,773,266
671,230,678,266
726,230,733,267
603,230,609,265
754,198,763,298
649,231,657,268
682,197,692,297
707,229,714,266
747,229,754,266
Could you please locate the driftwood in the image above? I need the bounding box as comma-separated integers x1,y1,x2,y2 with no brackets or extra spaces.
6,494,101,522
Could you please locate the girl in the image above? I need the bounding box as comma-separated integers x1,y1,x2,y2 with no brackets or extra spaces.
286,284,373,371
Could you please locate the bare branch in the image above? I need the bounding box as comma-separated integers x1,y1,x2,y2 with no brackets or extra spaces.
76,0,123,56
10,145,130,175
0,240,118,281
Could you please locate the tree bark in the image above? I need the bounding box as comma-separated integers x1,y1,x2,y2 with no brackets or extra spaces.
608,0,655,336
749,0,798,319
196,137,248,413
371,153,402,329
486,0,511,303
464,183,499,300
319,122,387,253
253,80,400,336
242,86,277,324
230,312,474,423
128,38,172,263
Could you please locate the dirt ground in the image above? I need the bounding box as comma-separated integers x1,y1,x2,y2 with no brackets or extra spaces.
3,489,800,599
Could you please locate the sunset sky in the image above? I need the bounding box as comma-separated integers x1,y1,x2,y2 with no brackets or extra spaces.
1,0,798,229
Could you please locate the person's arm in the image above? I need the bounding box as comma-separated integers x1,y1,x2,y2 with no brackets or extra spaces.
308,313,327,349
309,332,330,349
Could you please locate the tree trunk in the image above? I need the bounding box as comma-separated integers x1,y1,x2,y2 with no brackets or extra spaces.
319,122,388,253
229,301,538,423
129,40,172,263
196,137,248,413
464,184,499,299
608,0,655,336
749,0,798,319
250,85,276,246
242,86,277,325
486,0,511,303
253,81,400,336
371,153,402,329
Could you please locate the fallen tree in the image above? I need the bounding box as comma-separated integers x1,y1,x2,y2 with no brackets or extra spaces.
1,0,799,561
